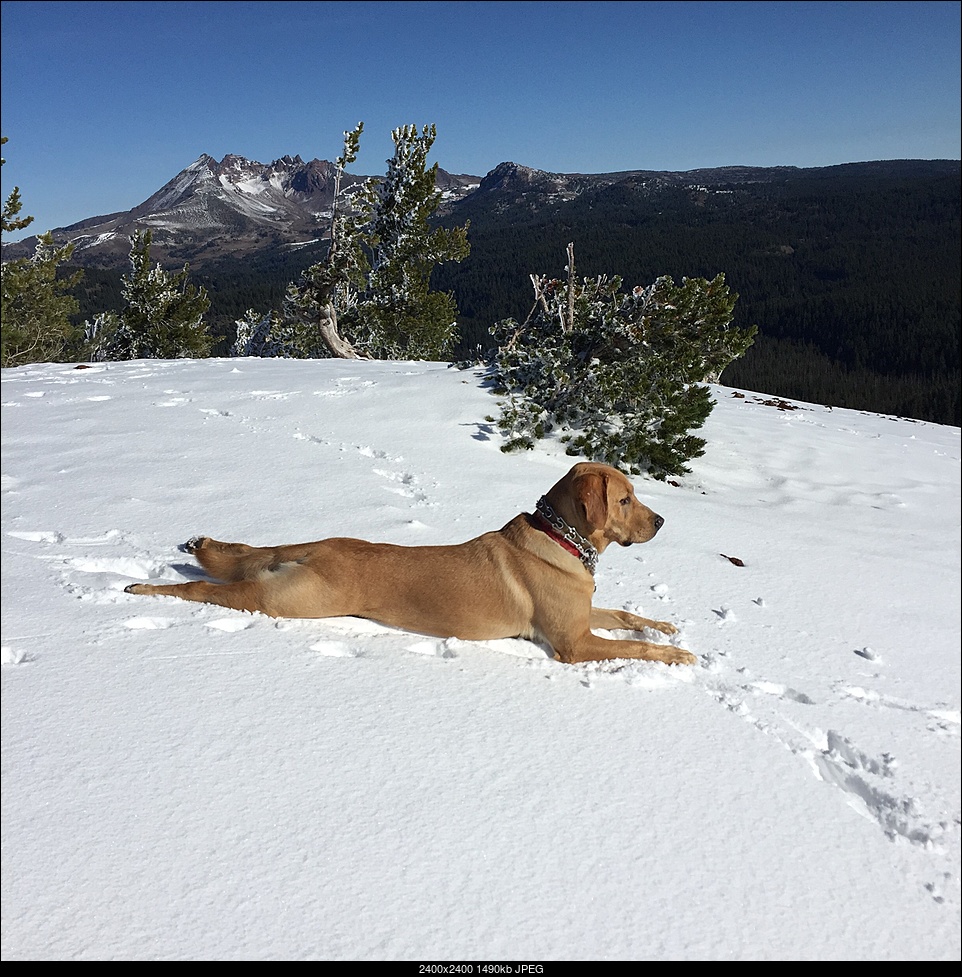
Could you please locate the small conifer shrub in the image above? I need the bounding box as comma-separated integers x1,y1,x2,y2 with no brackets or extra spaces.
84,230,212,360
488,246,756,479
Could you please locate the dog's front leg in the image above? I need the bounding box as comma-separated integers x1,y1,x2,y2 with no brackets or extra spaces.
590,606,678,635
554,630,697,666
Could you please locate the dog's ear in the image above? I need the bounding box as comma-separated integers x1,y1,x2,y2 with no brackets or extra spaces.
575,471,609,530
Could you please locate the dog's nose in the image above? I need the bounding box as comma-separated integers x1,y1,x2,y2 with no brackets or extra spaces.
653,513,664,532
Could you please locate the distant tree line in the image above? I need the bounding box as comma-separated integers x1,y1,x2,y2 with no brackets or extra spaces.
450,171,960,425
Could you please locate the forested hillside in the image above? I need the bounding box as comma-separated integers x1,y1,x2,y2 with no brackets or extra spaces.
69,161,961,425
436,163,960,425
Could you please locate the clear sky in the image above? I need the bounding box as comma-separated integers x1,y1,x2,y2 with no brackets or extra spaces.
2,0,960,239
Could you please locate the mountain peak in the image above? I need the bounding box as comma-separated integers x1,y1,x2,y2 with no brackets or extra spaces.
5,152,482,267
480,161,552,190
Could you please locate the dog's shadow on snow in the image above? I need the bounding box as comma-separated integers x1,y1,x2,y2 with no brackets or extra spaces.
170,562,212,581
169,539,214,581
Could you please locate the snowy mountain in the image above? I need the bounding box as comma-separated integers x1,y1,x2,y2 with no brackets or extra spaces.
3,153,482,267
5,155,958,273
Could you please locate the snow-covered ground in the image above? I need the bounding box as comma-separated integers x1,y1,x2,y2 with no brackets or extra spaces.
2,357,959,960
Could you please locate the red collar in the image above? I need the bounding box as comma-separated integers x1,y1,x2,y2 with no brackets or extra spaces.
532,512,586,562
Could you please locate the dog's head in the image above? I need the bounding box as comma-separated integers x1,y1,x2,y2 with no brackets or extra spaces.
547,462,665,552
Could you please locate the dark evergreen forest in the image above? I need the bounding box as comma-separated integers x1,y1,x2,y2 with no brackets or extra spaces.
70,164,961,426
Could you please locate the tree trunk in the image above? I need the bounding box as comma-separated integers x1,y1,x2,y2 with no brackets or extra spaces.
317,301,362,359
565,242,576,334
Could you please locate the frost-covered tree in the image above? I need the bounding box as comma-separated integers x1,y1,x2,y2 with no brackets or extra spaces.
283,124,369,359
489,245,757,479
231,308,272,357
230,307,301,357
347,124,470,359
2,137,34,237
279,123,469,360
2,138,83,367
85,230,212,360
1,233,83,367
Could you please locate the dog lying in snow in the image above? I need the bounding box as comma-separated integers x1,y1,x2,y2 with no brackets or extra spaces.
126,462,696,666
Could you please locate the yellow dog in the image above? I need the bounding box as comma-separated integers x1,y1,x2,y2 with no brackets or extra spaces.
126,462,696,665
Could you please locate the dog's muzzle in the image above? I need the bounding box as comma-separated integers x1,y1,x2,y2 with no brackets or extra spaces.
621,512,664,546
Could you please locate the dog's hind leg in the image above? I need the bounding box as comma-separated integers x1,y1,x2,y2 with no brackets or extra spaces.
185,536,283,582
126,552,327,617
185,536,327,582
183,536,259,581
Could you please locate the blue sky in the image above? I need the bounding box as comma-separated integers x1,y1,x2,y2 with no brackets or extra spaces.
2,0,960,239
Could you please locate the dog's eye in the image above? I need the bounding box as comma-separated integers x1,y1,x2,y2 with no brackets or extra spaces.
620,496,631,506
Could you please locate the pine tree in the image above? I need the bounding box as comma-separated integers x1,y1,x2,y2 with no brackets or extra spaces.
2,138,83,367
85,230,212,360
231,308,272,356
1,234,83,367
1,137,34,237
283,124,369,358
347,124,470,359
230,307,298,357
279,123,469,360
489,245,757,479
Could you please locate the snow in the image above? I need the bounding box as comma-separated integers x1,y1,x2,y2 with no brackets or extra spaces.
71,231,121,252
440,184,480,202
213,179,280,216
146,157,218,212
1,357,959,961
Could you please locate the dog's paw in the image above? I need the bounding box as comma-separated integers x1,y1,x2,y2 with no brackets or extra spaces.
124,583,150,595
666,647,698,666
182,536,208,554
651,620,678,635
